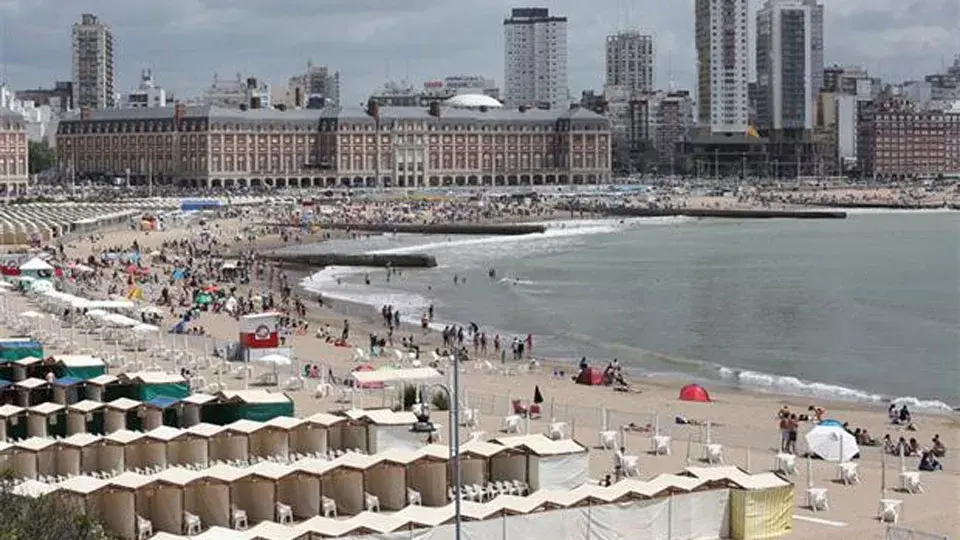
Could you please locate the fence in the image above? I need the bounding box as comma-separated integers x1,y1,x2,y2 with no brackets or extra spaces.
886,527,950,540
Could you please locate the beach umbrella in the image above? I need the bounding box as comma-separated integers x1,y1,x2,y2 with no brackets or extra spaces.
533,385,544,404
678,383,711,402
805,424,859,462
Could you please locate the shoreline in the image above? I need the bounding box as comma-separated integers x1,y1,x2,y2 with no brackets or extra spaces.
282,218,958,413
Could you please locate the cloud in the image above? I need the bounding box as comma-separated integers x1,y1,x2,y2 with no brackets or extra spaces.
1,0,956,104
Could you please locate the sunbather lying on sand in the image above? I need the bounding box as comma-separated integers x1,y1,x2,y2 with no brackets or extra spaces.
675,416,721,426
624,423,653,432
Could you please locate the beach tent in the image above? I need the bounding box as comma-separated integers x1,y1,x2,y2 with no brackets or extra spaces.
491,435,590,491
55,477,111,529
165,428,209,468
11,437,57,479
406,446,452,507
119,428,168,470
18,257,54,279
60,433,103,475
11,356,45,382
0,340,43,364
55,355,107,380
156,467,232,530
97,473,156,539
84,374,119,402
211,390,295,424
180,393,217,427
142,396,181,430
125,372,190,401
269,415,327,456
227,418,290,460
455,440,506,490
91,433,131,474
238,462,292,523
804,424,859,462
104,397,142,433
14,377,50,407
67,400,106,435
338,409,420,454
729,478,794,539
575,367,604,386
26,401,65,438
52,376,85,405
679,383,711,402
282,461,327,519
0,403,26,441
321,455,372,516
204,423,250,463
364,451,418,511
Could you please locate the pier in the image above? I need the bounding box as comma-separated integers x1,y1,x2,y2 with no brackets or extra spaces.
261,252,437,269
260,222,547,235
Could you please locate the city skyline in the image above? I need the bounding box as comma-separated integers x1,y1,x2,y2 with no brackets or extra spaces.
0,0,957,106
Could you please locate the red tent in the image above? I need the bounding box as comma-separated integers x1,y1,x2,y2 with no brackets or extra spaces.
679,383,711,402
352,363,383,389
576,367,604,386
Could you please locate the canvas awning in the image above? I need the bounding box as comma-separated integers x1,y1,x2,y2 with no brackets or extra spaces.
350,367,442,385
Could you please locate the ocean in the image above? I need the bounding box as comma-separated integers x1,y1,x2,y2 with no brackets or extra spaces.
297,211,960,411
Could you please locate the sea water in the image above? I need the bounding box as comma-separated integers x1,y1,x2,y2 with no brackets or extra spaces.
298,211,960,410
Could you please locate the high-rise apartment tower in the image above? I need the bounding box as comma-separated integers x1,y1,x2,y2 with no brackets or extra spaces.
605,31,655,93
72,13,116,110
503,8,568,109
695,0,750,133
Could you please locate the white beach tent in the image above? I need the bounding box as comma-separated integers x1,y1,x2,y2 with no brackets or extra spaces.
457,440,507,488
805,423,859,462
84,374,118,402
180,393,217,427
365,449,421,511
491,434,590,491
288,458,332,518
0,403,25,441
13,437,58,479
322,452,378,516
104,397,141,433
406,444,453,506
91,473,151,540
66,400,105,435
104,429,145,470
339,408,421,454
143,425,186,468
57,432,103,477
272,413,338,456
228,418,289,459
26,401,65,438
199,422,251,463
155,467,232,530
238,461,292,523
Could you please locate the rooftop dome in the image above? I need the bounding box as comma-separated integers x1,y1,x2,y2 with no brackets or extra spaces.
444,94,503,109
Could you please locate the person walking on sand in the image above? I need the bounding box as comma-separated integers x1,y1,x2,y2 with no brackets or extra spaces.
341,319,350,341
525,334,533,357
494,334,501,354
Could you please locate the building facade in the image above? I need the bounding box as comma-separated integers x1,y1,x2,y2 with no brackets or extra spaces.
123,70,168,108
605,31,655,94
756,0,815,131
823,65,879,99
199,74,271,110
72,13,115,110
695,0,750,133
16,81,74,112
504,8,568,109
0,109,29,195
857,96,960,179
287,62,341,108
370,77,501,108
55,103,611,188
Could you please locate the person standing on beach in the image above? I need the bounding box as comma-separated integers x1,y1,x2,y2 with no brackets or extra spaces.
779,415,790,452
494,334,501,355
786,414,799,454
525,334,533,357
341,319,350,341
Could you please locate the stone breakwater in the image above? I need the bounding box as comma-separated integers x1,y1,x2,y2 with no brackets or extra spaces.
260,222,548,235
262,252,437,269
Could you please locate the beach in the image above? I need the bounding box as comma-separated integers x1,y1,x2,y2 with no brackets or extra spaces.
9,192,959,539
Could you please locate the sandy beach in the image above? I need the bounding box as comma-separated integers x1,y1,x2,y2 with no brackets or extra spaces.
7,195,958,539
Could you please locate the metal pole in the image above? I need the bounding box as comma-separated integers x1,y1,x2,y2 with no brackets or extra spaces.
452,350,462,540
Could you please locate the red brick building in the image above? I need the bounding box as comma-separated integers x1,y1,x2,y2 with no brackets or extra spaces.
857,97,960,179
0,109,29,196
56,103,612,188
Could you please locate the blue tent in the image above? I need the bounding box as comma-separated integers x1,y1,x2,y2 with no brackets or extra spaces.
145,396,180,410
0,379,11,390
819,419,843,427
53,376,84,387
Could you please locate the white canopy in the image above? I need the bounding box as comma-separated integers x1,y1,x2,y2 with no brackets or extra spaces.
256,353,291,366
805,424,860,462
351,367,442,385
19,257,54,271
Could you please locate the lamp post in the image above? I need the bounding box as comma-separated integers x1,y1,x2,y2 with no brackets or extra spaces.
410,350,462,540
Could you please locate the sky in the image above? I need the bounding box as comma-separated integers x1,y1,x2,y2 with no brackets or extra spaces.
0,0,957,105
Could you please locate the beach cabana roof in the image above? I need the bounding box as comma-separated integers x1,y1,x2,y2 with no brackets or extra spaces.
225,419,268,434
68,399,106,414
14,356,43,366
682,466,791,490
0,404,24,417
205,463,251,483
351,367,442,386
264,416,306,430
491,434,588,456
28,402,65,415
104,429,145,445
186,422,225,438
53,376,85,387
341,408,417,425
145,425,186,442
12,479,58,498
218,389,291,404
458,440,508,458
373,448,424,465
393,504,454,527
14,437,56,452
327,451,380,471
87,374,118,386
417,443,453,460
144,396,181,410
181,392,217,405
55,355,105,368
304,412,346,427
298,516,363,537
108,471,156,491
0,379,11,390
106,397,141,411
154,467,207,487
56,475,108,495
248,461,295,480
15,378,48,390
123,371,187,385
60,433,103,448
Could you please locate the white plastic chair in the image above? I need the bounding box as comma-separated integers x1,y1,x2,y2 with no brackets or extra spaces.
651,435,671,456
546,422,565,440
878,499,902,523
469,430,487,442
899,471,923,494
599,430,618,450
407,487,422,506
314,383,332,399
775,452,796,475
502,415,521,433
321,495,337,517
461,408,478,428
705,443,725,464
839,462,860,485
806,488,829,511
621,455,640,477
230,505,248,530
364,492,380,512
275,502,293,524
184,511,201,535
512,480,529,496
136,515,153,540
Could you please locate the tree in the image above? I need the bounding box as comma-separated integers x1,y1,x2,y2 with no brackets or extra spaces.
0,471,110,540
28,140,56,174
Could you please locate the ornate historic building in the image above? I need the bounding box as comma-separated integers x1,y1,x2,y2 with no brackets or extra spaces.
56,102,612,188
0,109,29,196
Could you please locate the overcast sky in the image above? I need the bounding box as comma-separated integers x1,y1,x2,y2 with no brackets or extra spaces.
1,0,957,105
